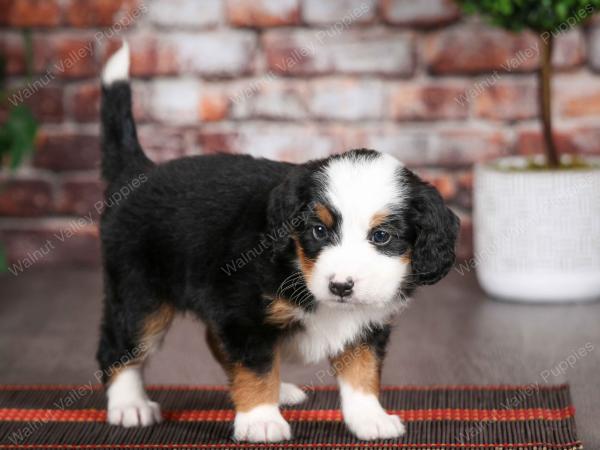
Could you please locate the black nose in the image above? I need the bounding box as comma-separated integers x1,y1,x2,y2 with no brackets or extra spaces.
329,279,354,298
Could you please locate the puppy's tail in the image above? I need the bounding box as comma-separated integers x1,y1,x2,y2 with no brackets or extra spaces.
100,42,153,184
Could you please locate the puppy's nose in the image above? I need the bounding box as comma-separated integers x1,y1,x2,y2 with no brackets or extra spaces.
329,278,354,298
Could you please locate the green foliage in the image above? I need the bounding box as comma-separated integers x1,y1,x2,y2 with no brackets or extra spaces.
0,30,39,272
457,0,600,32
0,245,7,274
0,104,38,170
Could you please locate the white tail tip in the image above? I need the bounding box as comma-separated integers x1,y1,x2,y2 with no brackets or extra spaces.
102,42,130,85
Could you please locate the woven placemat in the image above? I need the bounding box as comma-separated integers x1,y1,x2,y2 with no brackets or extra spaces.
0,384,582,449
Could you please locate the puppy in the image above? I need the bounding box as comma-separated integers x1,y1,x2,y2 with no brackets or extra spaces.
97,43,460,443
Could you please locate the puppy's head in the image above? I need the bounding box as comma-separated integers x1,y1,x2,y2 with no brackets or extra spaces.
268,149,459,307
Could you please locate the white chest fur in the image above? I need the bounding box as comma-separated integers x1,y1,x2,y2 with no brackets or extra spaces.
281,302,401,364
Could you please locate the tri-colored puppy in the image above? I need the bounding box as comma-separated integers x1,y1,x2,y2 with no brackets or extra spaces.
97,43,460,443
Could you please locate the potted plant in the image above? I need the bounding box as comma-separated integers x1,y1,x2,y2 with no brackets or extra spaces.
0,32,38,272
458,0,600,302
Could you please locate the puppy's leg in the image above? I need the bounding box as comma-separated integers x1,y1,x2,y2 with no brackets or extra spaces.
230,353,291,442
279,382,307,406
331,342,405,440
205,327,290,442
97,284,174,427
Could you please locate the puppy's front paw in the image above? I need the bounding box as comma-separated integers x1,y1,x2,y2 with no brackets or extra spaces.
234,404,291,442
279,382,308,406
108,399,162,427
345,411,405,440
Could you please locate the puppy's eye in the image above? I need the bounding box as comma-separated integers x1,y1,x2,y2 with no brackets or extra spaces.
371,229,391,246
312,224,328,241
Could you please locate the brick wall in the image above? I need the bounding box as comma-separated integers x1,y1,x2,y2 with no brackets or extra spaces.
2,0,600,271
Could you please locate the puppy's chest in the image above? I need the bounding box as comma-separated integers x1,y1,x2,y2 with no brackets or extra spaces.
281,305,394,364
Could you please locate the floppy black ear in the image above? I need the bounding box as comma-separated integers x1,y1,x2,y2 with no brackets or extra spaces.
408,175,460,286
266,168,311,254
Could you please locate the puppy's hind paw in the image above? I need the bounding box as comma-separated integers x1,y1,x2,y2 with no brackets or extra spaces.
279,382,308,406
234,404,291,442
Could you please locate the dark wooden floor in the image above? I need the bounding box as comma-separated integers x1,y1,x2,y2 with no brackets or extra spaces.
1,268,599,447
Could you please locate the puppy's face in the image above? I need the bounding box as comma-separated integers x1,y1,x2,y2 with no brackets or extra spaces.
269,149,459,308
297,153,410,306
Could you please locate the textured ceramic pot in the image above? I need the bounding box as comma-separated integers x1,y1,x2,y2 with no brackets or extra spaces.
474,157,600,303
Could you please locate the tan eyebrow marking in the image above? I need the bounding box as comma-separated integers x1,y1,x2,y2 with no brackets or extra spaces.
315,203,334,228
369,211,390,229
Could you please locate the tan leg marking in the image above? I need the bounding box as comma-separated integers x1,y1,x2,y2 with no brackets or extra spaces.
107,303,175,385
230,351,281,412
331,344,380,395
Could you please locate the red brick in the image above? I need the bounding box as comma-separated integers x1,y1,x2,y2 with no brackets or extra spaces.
230,79,308,120
557,75,600,118
137,126,193,162
56,178,103,217
455,214,473,262
368,128,508,167
163,32,256,77
589,26,600,71
412,170,457,200
0,0,61,27
0,179,53,217
436,130,510,166
263,29,414,76
302,0,377,25
455,171,473,210
381,0,460,27
226,0,300,27
65,0,141,27
199,91,230,122
149,79,201,124
33,35,98,78
516,127,600,156
424,26,539,75
390,83,468,121
234,125,335,162
0,33,26,76
308,78,384,120
149,0,223,28
553,30,585,70
21,86,63,123
198,131,238,154
473,79,537,121
0,222,100,270
34,132,100,172
67,83,100,123
104,37,178,77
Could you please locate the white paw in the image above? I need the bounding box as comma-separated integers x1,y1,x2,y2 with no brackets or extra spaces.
108,399,162,427
106,367,161,427
279,382,307,406
346,411,405,440
233,404,292,442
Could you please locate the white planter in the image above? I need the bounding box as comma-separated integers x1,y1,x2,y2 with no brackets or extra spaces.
474,156,600,303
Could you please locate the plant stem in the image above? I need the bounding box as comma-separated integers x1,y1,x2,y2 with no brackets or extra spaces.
539,34,559,168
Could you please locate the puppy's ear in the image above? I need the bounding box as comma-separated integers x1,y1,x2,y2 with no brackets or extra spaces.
267,168,311,253
408,174,460,286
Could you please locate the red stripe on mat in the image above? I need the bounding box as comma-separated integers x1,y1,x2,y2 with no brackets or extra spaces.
0,443,585,449
0,384,568,391
0,407,575,422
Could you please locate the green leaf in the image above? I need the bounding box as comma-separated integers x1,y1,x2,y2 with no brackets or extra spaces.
456,0,600,32
0,105,38,170
0,244,7,274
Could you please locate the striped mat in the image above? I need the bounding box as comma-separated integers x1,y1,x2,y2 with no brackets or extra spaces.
0,384,582,449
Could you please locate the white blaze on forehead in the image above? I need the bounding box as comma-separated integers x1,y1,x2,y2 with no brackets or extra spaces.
323,153,404,226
